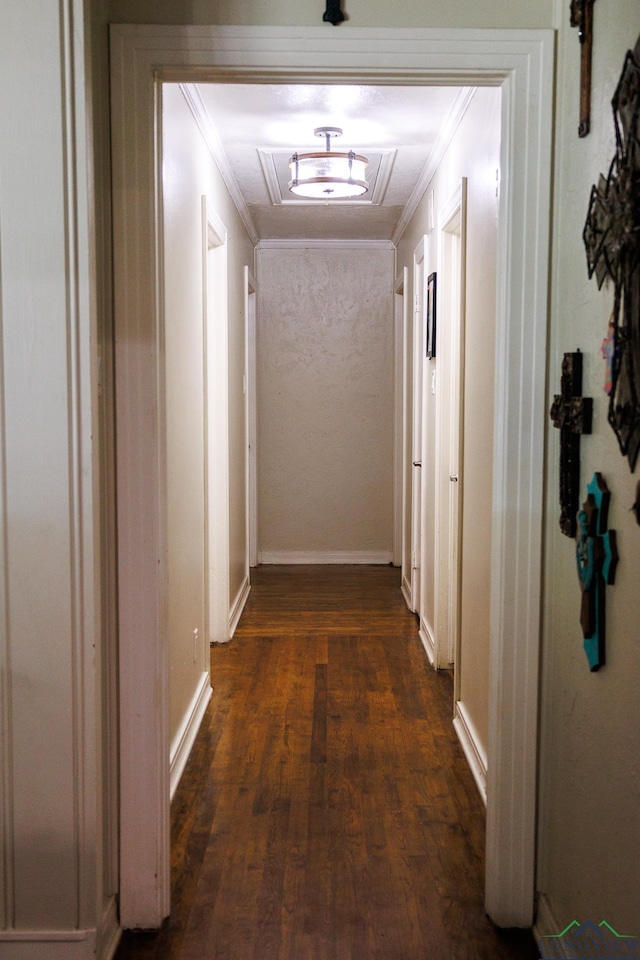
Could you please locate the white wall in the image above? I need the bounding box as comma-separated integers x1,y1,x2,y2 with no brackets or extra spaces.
0,1,117,956
537,0,640,934
162,86,209,740
109,0,553,29
162,84,254,741
397,87,501,759
257,244,395,562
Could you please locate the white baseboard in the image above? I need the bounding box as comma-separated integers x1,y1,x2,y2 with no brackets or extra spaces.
533,893,565,957
169,671,212,800
258,550,394,565
453,700,488,806
0,882,121,959
96,896,121,960
401,574,413,612
0,931,96,959
418,616,436,666
229,575,251,639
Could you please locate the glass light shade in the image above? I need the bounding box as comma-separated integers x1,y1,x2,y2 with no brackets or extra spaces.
288,150,368,199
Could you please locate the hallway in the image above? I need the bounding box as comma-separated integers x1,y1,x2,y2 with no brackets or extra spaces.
115,566,539,960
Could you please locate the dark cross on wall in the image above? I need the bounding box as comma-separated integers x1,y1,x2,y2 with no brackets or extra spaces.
550,351,593,537
583,35,640,471
324,0,345,25
570,0,597,137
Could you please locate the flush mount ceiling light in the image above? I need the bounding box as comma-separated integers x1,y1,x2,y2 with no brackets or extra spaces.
288,126,369,199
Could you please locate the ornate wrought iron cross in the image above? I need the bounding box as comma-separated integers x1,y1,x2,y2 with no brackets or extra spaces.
570,0,597,137
583,35,640,471
550,351,593,537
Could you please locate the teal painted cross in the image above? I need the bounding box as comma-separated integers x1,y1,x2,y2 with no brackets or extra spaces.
575,473,618,670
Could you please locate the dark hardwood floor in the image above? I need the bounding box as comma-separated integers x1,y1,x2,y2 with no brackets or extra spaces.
115,565,540,960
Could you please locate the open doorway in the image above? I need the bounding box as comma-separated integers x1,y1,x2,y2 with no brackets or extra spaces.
111,24,553,930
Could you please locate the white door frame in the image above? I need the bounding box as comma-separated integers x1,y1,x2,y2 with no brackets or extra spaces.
433,180,467,672
410,237,426,615
111,24,553,930
393,269,404,568
203,200,230,645
397,266,412,596
245,266,258,568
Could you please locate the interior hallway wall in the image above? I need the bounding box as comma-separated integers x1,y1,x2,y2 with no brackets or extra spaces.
162,84,254,740
537,0,640,934
256,245,395,562
397,86,501,761
0,0,118,954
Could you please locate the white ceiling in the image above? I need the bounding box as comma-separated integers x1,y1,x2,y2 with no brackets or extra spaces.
189,82,472,243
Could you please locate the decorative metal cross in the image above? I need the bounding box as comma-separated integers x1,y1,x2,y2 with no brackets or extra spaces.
550,351,593,537
323,0,345,25
570,0,597,137
575,472,618,671
583,34,640,471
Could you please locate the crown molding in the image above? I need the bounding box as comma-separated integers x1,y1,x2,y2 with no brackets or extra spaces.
392,87,476,245
180,84,259,246
256,238,395,250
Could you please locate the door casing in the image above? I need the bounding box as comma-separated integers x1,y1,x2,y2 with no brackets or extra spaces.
110,23,553,930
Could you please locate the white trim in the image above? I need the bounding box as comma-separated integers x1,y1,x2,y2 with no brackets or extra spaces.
401,574,413,611
433,180,467,671
533,894,566,957
258,550,394,565
256,238,395,250
393,268,404,567
0,931,95,942
453,700,488,806
229,575,251,639
96,896,122,960
0,930,115,960
169,672,212,800
392,87,476,245
399,264,413,607
180,84,259,245
411,236,426,615
246,270,258,567
418,617,436,666
110,24,553,929
485,31,552,927
203,199,231,646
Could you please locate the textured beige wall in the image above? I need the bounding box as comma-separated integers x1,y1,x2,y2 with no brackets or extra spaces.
537,1,640,933
257,245,395,559
109,0,553,29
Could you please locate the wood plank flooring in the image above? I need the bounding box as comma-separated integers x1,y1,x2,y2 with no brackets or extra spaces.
115,565,539,960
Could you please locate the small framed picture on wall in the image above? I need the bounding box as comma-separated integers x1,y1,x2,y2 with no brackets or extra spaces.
426,271,437,359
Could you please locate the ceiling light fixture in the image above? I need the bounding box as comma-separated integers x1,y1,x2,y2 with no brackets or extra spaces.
288,127,368,199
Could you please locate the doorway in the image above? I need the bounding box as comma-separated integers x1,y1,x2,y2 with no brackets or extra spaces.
111,23,553,930
434,180,467,673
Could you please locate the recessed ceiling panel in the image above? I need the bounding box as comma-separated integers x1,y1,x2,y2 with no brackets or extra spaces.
194,82,471,241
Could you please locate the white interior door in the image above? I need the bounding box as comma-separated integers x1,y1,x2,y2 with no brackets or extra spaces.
399,266,413,605
203,199,230,644
246,267,258,568
410,239,427,614
434,181,467,671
